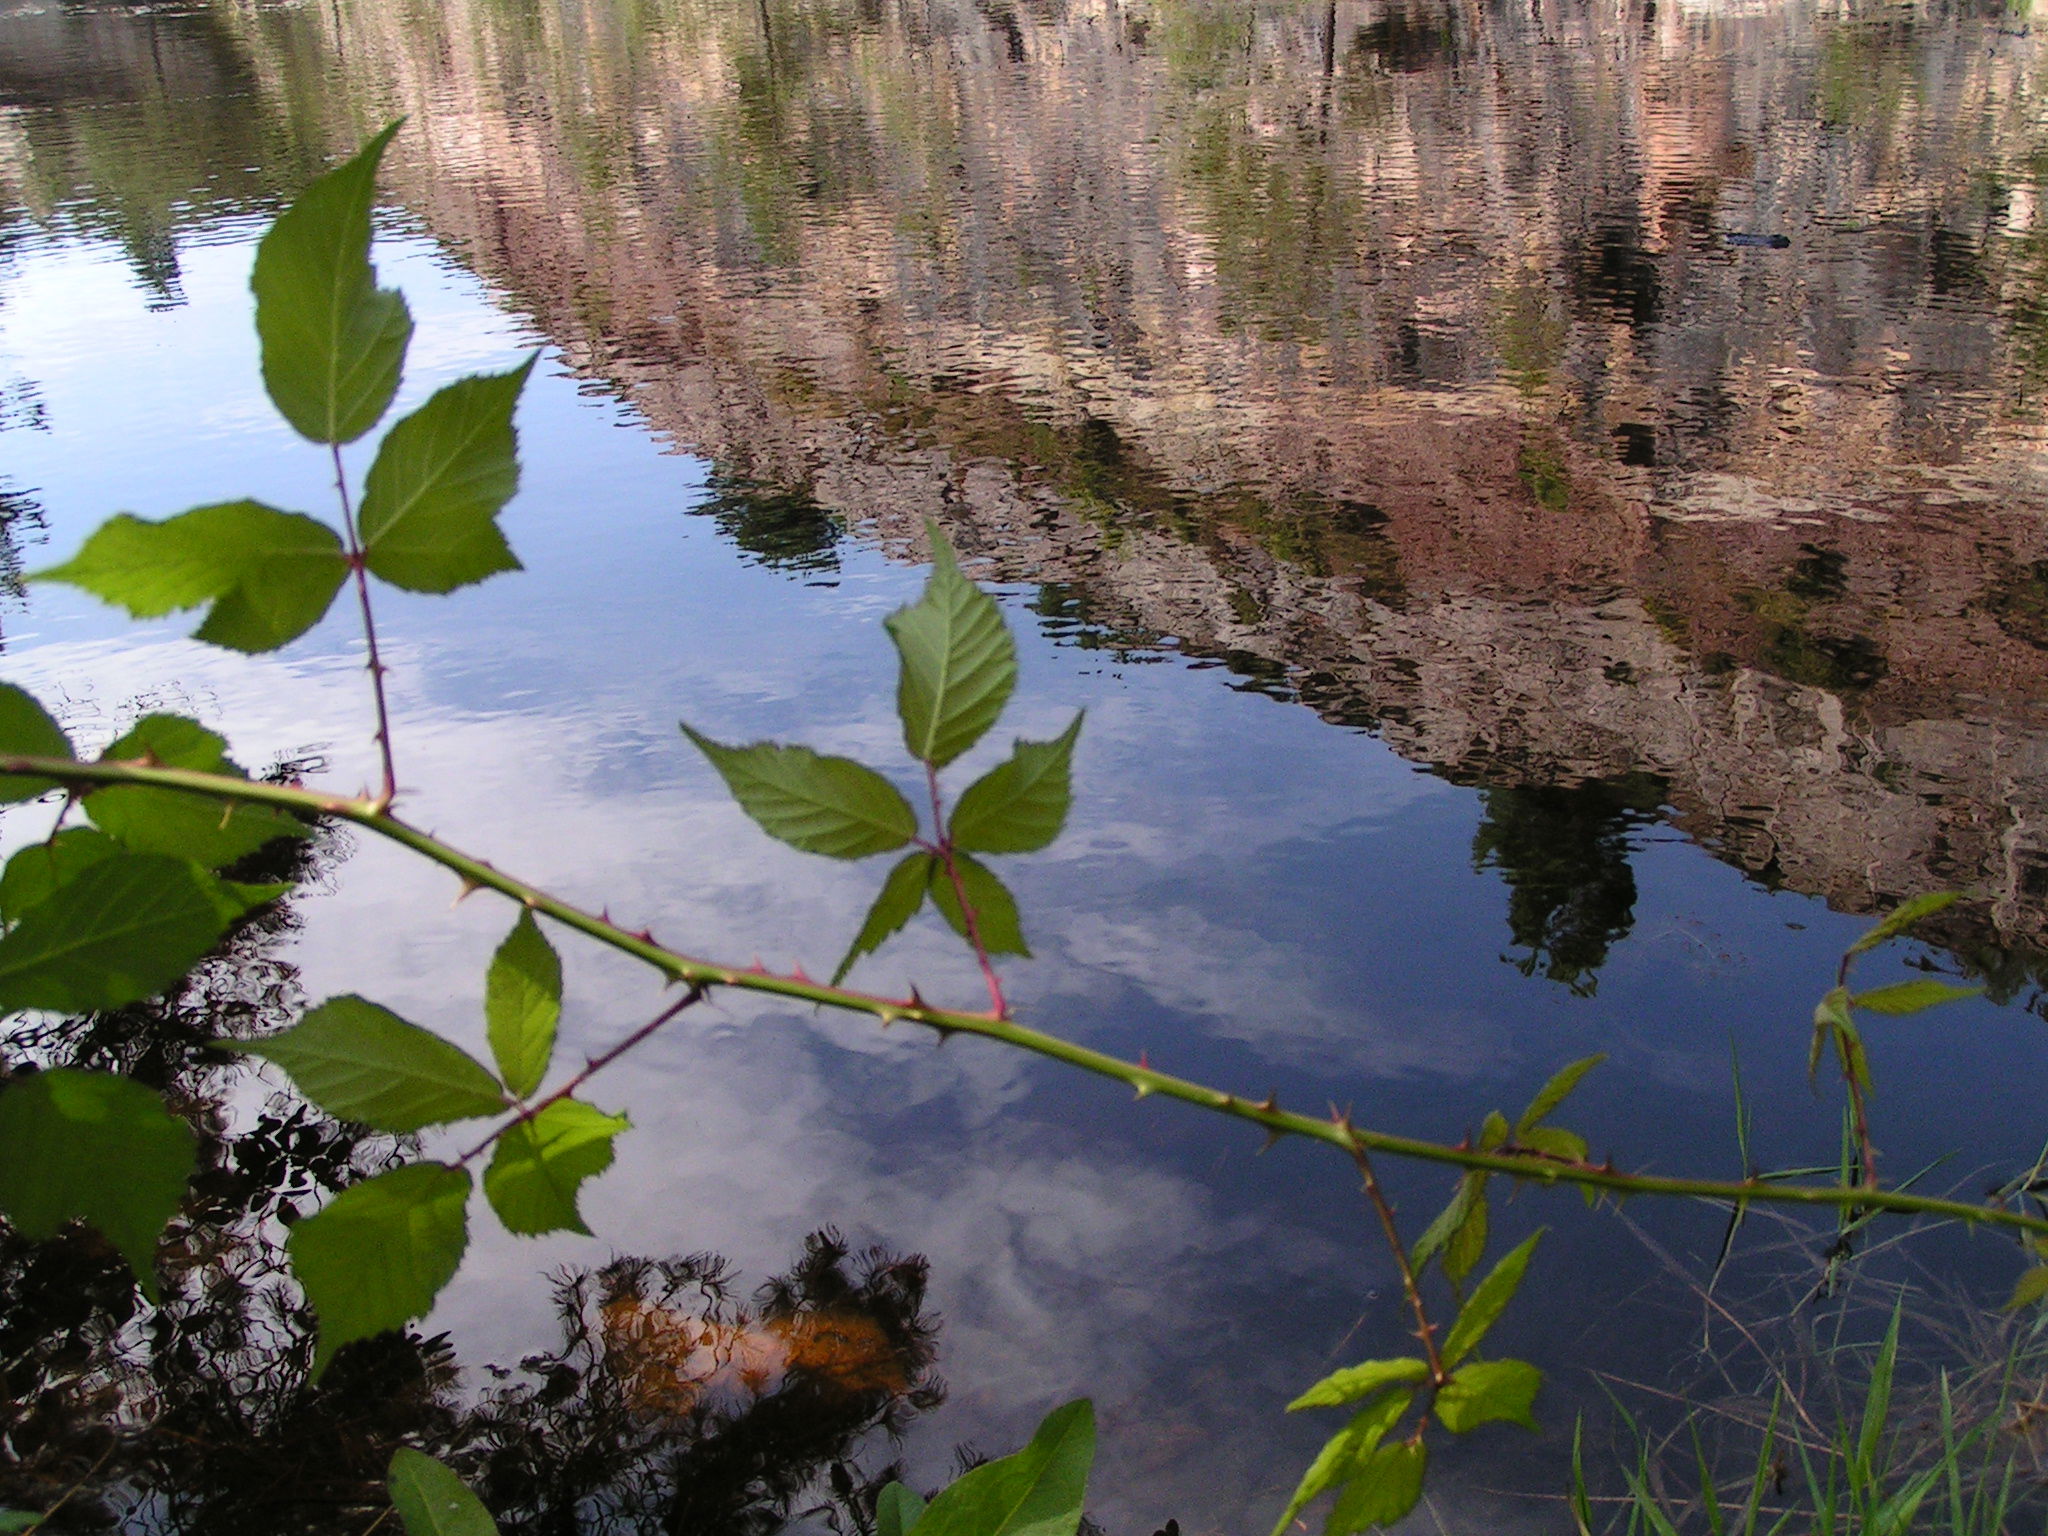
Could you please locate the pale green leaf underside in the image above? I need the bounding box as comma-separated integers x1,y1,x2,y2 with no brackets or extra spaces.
483,1099,628,1236
0,853,232,1014
388,1448,499,1536
928,852,1029,956
486,910,561,1099
0,683,73,802
234,995,508,1133
886,528,1017,769
914,1398,1094,1536
0,1069,195,1302
1287,1356,1430,1412
949,713,1083,855
1432,1358,1542,1433
683,726,916,859
834,852,933,984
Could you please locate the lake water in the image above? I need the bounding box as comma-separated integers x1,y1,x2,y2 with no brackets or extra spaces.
6,0,2048,1527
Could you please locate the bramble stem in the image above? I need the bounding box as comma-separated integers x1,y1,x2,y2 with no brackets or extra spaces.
331,442,398,810
926,760,1008,1018
1351,1144,1445,1384
11,752,2048,1239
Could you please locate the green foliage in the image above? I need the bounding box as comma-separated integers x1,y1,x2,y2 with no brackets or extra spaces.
928,852,1029,957
1847,892,1961,956
886,526,1017,769
290,1160,471,1377
1287,1357,1430,1412
35,502,349,652
1441,1230,1541,1368
0,829,120,922
87,715,307,865
910,1398,1094,1536
949,714,1084,853
835,851,934,983
483,1099,628,1236
486,911,561,1099
1326,1438,1426,1534
1269,1388,1415,1536
1432,1359,1541,1433
1411,1171,1488,1286
233,995,508,1133
0,853,237,1012
1518,1053,1604,1135
1851,978,1982,1015
0,1512,43,1532
388,1447,500,1536
251,120,412,445
681,728,918,859
358,360,535,593
0,1069,195,1300
876,1481,927,1536
0,683,73,801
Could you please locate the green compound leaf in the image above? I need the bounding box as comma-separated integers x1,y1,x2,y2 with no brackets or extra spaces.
950,713,1084,855
388,1448,499,1536
1517,1053,1604,1134
486,911,561,1100
914,1398,1093,1536
252,120,412,445
291,1160,471,1378
928,852,1028,956
1850,978,1983,1016
1326,1438,1427,1535
1267,1389,1413,1536
359,359,536,594
0,853,233,1014
833,851,933,985
1848,892,1962,956
875,1482,927,1536
885,525,1017,769
1433,1358,1542,1433
88,715,307,868
0,683,73,802
1442,1230,1542,1369
483,1099,629,1237
1287,1357,1430,1413
0,1069,195,1302
35,503,348,654
682,727,917,859
234,995,507,1133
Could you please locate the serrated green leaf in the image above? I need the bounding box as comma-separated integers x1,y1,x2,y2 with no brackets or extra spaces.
1515,1124,1589,1164
483,1099,628,1237
359,359,535,594
253,121,412,444
291,1160,470,1377
1287,1357,1430,1412
876,1482,926,1536
1433,1359,1542,1433
35,503,348,653
1517,1054,1604,1133
0,684,73,802
1325,1438,1426,1535
833,852,933,984
388,1448,498,1536
1812,986,1851,1083
928,851,1029,956
0,853,232,1013
1445,1182,1489,1287
2007,1266,2048,1311
914,1398,1093,1536
950,713,1084,854
1848,892,1962,956
0,1069,195,1301
233,995,507,1132
1850,978,1983,1016
1409,1174,1476,1274
487,911,560,1099
1268,1390,1413,1536
682,727,917,859
0,829,118,925
886,526,1017,769
88,715,307,867
1442,1230,1542,1368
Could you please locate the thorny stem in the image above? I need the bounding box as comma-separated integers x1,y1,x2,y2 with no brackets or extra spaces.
331,442,397,811
1351,1143,1446,1384
926,759,1008,1018
12,753,2048,1240
454,986,705,1166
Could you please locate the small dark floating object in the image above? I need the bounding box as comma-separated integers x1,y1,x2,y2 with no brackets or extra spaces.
1723,232,1792,249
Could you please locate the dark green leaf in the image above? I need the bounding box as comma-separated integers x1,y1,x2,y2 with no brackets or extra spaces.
1850,978,1982,1015
291,1160,470,1377
88,715,306,867
388,1448,498,1536
1432,1359,1542,1433
359,359,535,594
483,1099,628,1236
233,995,507,1132
1267,1390,1413,1536
0,829,117,925
914,1398,1093,1536
1444,1183,1489,1287
36,503,348,653
1409,1175,1475,1274
2006,1266,2048,1311
1325,1438,1426,1535
950,714,1084,854
876,1482,926,1536
833,852,933,984
1287,1357,1430,1412
1515,1125,1588,1164
0,853,232,1013
1848,892,1962,956
252,121,412,444
0,1513,42,1531
0,1069,195,1300
885,525,1017,769
0,684,73,801
928,852,1028,956
1517,1054,1604,1134
682,727,917,859
1442,1230,1542,1368
487,911,560,1099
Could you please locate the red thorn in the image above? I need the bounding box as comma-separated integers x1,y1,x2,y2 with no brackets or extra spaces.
1138,1050,1150,1069
791,962,813,983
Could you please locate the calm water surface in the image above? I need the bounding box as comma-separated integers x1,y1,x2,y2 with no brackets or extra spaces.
6,0,2048,1526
